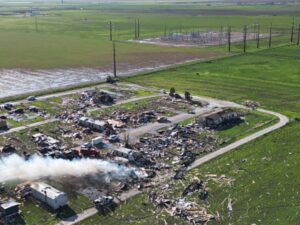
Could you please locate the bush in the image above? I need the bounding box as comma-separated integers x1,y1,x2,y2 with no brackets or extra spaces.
169,87,176,96
106,76,116,84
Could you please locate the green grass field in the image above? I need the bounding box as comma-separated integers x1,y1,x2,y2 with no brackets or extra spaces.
126,45,300,118
0,2,299,69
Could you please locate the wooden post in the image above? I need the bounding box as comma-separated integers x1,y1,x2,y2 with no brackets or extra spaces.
256,24,260,48
269,23,272,48
228,26,231,52
297,24,300,46
243,25,247,53
113,41,116,78
109,21,112,41
291,17,295,43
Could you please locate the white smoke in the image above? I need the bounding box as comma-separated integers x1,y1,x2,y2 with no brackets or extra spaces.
0,154,138,182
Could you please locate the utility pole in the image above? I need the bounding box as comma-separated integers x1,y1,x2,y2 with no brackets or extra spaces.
291,17,295,43
256,24,260,49
219,26,223,45
109,21,112,41
113,41,116,78
297,24,300,46
134,19,137,39
35,16,38,32
228,26,231,52
243,25,247,53
137,18,140,39
269,23,272,48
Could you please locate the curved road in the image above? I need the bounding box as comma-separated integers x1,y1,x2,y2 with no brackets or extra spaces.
188,108,289,170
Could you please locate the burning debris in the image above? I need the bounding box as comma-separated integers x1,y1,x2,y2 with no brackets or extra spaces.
0,154,143,183
112,147,154,167
0,144,16,156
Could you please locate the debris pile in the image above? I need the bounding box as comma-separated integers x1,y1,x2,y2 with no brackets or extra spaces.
59,90,115,112
32,133,77,159
112,147,154,167
80,90,115,106
0,144,16,156
94,195,114,211
134,123,217,164
244,100,260,110
197,108,244,129
56,109,84,123
149,193,214,225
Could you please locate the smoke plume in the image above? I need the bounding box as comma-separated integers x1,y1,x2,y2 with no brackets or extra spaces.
0,154,138,182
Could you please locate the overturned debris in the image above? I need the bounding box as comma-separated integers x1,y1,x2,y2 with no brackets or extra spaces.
244,100,260,110
94,195,114,211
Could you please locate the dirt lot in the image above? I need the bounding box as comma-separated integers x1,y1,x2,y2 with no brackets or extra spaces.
0,51,223,99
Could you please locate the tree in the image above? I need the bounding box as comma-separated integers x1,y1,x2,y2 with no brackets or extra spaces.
169,87,176,96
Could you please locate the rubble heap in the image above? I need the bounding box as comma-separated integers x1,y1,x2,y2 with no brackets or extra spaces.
56,109,84,123
94,195,114,211
197,108,244,129
134,123,217,162
81,90,115,106
0,144,16,156
244,100,260,110
149,193,214,225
